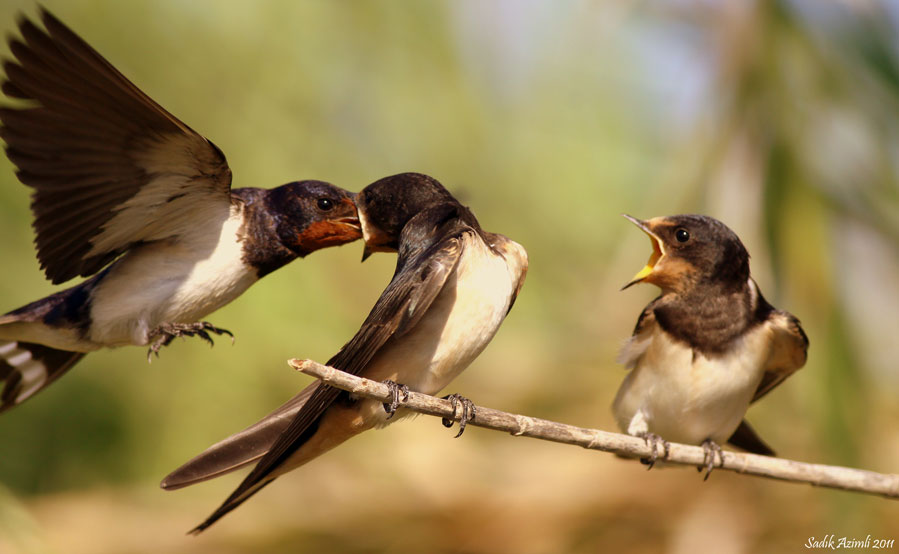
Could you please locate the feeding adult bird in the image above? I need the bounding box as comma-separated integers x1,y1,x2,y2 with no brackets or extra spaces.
0,9,362,412
613,214,808,475
161,172,528,533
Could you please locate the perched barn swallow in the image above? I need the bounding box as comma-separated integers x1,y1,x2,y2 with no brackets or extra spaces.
0,10,361,411
613,214,808,474
161,172,528,533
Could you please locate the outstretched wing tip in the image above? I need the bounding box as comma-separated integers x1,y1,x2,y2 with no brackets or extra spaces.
2,9,233,280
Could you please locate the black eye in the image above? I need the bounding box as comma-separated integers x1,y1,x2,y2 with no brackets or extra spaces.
317,198,334,211
675,228,690,243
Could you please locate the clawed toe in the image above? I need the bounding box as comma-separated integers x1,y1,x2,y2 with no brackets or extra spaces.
190,322,233,346
699,439,724,480
147,335,170,363
441,393,477,438
639,432,670,470
209,323,234,343
146,321,234,362
382,380,410,420
146,330,178,362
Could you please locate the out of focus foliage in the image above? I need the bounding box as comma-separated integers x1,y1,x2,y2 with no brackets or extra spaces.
0,1,896,553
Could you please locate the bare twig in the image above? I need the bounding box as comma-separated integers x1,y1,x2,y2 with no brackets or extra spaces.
289,358,899,500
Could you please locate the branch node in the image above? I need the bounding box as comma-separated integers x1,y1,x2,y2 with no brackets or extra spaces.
512,414,532,436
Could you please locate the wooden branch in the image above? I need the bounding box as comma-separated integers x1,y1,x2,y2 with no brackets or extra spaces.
289,358,899,500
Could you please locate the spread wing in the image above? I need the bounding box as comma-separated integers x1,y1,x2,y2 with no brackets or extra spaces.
183,226,469,532
750,310,809,403
0,9,232,284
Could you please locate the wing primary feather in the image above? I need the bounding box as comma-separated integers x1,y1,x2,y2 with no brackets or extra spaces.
191,213,470,530
751,311,809,403
161,385,318,490
1,8,233,282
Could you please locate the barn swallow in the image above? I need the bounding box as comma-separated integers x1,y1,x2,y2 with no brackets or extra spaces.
161,172,528,533
613,214,808,475
0,10,361,411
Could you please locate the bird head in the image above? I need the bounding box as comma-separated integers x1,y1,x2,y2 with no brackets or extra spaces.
621,214,750,294
355,172,456,260
266,180,361,257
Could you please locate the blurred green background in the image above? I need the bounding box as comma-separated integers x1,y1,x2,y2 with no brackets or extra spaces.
0,0,897,552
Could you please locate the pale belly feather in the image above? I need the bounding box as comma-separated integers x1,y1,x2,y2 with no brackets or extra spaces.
613,324,772,445
272,233,527,476
353,235,522,429
87,208,258,347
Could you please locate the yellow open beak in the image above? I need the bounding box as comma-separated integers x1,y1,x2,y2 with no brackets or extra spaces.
621,214,664,290
357,203,395,262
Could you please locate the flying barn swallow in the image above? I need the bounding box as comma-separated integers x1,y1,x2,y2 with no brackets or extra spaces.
161,172,528,533
0,10,361,411
613,214,808,474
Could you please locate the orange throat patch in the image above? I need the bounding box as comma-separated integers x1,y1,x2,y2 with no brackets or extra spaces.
295,220,362,254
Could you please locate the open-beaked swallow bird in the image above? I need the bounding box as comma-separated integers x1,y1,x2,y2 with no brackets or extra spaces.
161,172,528,533
0,10,362,412
613,214,808,474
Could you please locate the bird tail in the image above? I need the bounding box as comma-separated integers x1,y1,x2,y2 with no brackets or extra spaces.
161,383,317,491
188,478,276,535
727,419,776,456
0,339,85,412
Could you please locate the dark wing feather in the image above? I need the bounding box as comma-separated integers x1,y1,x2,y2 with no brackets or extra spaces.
726,419,776,456
1,9,232,283
617,297,662,370
728,311,807,457
632,301,659,336
160,383,318,490
751,311,809,403
188,224,469,532
246,232,462,479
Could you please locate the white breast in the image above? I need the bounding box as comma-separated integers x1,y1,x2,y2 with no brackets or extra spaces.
613,323,772,445
384,234,522,389
87,204,259,347
351,233,525,429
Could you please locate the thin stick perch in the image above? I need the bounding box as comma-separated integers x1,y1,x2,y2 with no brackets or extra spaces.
288,358,899,500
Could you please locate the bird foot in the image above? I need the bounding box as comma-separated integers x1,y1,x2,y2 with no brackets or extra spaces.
638,432,671,470
381,380,410,420
146,321,234,362
441,393,477,438
699,439,724,480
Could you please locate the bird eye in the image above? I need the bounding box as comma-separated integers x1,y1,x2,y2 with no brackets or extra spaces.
675,228,690,243
317,198,334,211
